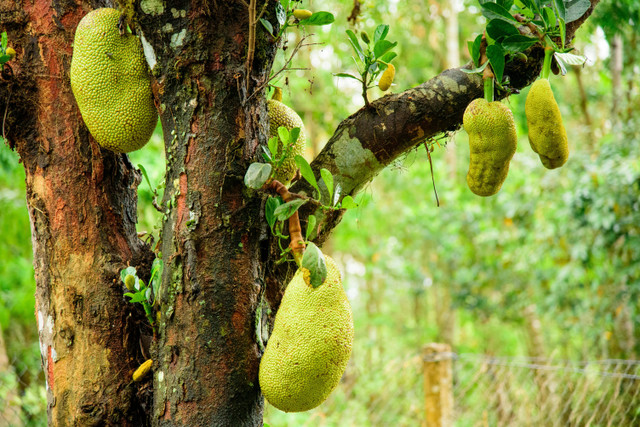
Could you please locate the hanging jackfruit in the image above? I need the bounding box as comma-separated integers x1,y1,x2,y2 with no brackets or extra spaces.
464,98,517,197
525,78,568,169
259,256,353,412
70,8,157,153
268,99,307,184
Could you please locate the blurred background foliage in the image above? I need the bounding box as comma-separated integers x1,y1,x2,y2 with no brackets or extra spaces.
1,0,639,425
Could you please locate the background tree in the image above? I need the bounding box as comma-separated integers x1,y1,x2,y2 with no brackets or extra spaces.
0,0,612,425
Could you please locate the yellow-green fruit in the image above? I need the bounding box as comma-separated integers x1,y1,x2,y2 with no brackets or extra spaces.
70,8,157,153
267,99,307,184
132,359,152,382
259,256,353,412
293,9,313,20
124,274,136,291
464,98,517,197
525,78,568,169
5,47,16,60
378,63,395,91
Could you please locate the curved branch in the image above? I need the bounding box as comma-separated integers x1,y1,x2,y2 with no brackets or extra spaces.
292,0,600,245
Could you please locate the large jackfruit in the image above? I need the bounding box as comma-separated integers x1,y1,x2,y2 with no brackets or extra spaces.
525,78,568,169
70,8,157,153
259,256,353,412
464,98,517,197
268,99,307,184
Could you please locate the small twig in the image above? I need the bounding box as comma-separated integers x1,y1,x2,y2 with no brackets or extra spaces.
269,180,306,266
2,88,11,142
424,141,440,207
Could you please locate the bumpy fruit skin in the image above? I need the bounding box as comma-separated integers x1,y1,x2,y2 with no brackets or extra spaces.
259,256,354,412
267,99,307,184
525,78,568,169
70,8,157,153
293,9,313,20
464,98,517,197
378,63,395,91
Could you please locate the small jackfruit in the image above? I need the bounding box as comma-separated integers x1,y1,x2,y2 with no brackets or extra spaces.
267,99,307,184
132,359,152,382
464,98,517,197
378,63,395,91
70,8,157,153
5,47,15,60
259,256,353,412
293,9,313,20
525,78,568,169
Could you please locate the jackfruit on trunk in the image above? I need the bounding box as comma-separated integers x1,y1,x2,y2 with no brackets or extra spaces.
267,99,307,184
525,78,569,169
259,256,354,412
464,98,517,197
70,8,157,153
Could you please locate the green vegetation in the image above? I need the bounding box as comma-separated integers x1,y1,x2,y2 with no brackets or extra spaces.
259,255,353,412
70,8,157,153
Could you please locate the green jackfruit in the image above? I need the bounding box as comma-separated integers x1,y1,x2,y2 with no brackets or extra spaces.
70,8,157,153
259,256,353,412
268,99,307,184
525,78,568,169
464,98,517,197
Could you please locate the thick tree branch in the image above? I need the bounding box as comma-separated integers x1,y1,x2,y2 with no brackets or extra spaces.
292,0,600,245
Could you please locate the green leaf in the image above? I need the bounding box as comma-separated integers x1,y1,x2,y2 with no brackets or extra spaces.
378,51,397,65
1,32,6,52
274,198,307,221
277,126,290,146
373,24,389,43
542,6,557,28
306,215,316,240
126,292,148,304
333,72,362,81
301,243,327,288
289,127,301,145
320,168,334,203
486,19,520,41
553,0,566,21
333,183,342,207
462,60,489,74
295,155,321,196
261,145,272,162
481,2,518,23
469,34,483,67
565,0,590,23
554,51,586,75
265,196,281,231
301,11,335,26
373,40,397,60
497,0,515,10
268,136,279,159
341,195,358,210
244,163,272,189
486,44,506,83
137,164,154,193
0,54,10,65
501,35,539,53
346,30,365,63
260,18,274,36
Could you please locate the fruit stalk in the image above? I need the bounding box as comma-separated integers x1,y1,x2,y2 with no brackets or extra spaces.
541,46,554,80
269,180,306,265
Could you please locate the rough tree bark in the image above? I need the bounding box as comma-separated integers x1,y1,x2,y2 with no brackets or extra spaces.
0,0,599,425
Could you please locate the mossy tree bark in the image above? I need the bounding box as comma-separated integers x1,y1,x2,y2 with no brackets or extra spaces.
0,0,599,425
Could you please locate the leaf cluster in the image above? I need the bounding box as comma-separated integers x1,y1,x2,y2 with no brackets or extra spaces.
0,32,14,70
336,24,398,105
466,0,590,84
120,260,163,332
260,0,335,39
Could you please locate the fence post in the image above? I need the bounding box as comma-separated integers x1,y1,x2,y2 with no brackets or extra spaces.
423,343,454,427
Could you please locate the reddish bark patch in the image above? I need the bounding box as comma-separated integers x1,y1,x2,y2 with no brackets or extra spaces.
175,172,188,232
47,346,54,390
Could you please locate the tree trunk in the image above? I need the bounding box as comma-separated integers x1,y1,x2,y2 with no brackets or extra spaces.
0,0,601,425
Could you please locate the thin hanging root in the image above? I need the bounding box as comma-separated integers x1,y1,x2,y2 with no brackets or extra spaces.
424,142,440,207
269,180,306,265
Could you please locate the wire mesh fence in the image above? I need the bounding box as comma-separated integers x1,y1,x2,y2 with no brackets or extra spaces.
445,351,640,427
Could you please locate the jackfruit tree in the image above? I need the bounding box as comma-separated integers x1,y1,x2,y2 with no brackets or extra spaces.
0,0,601,425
